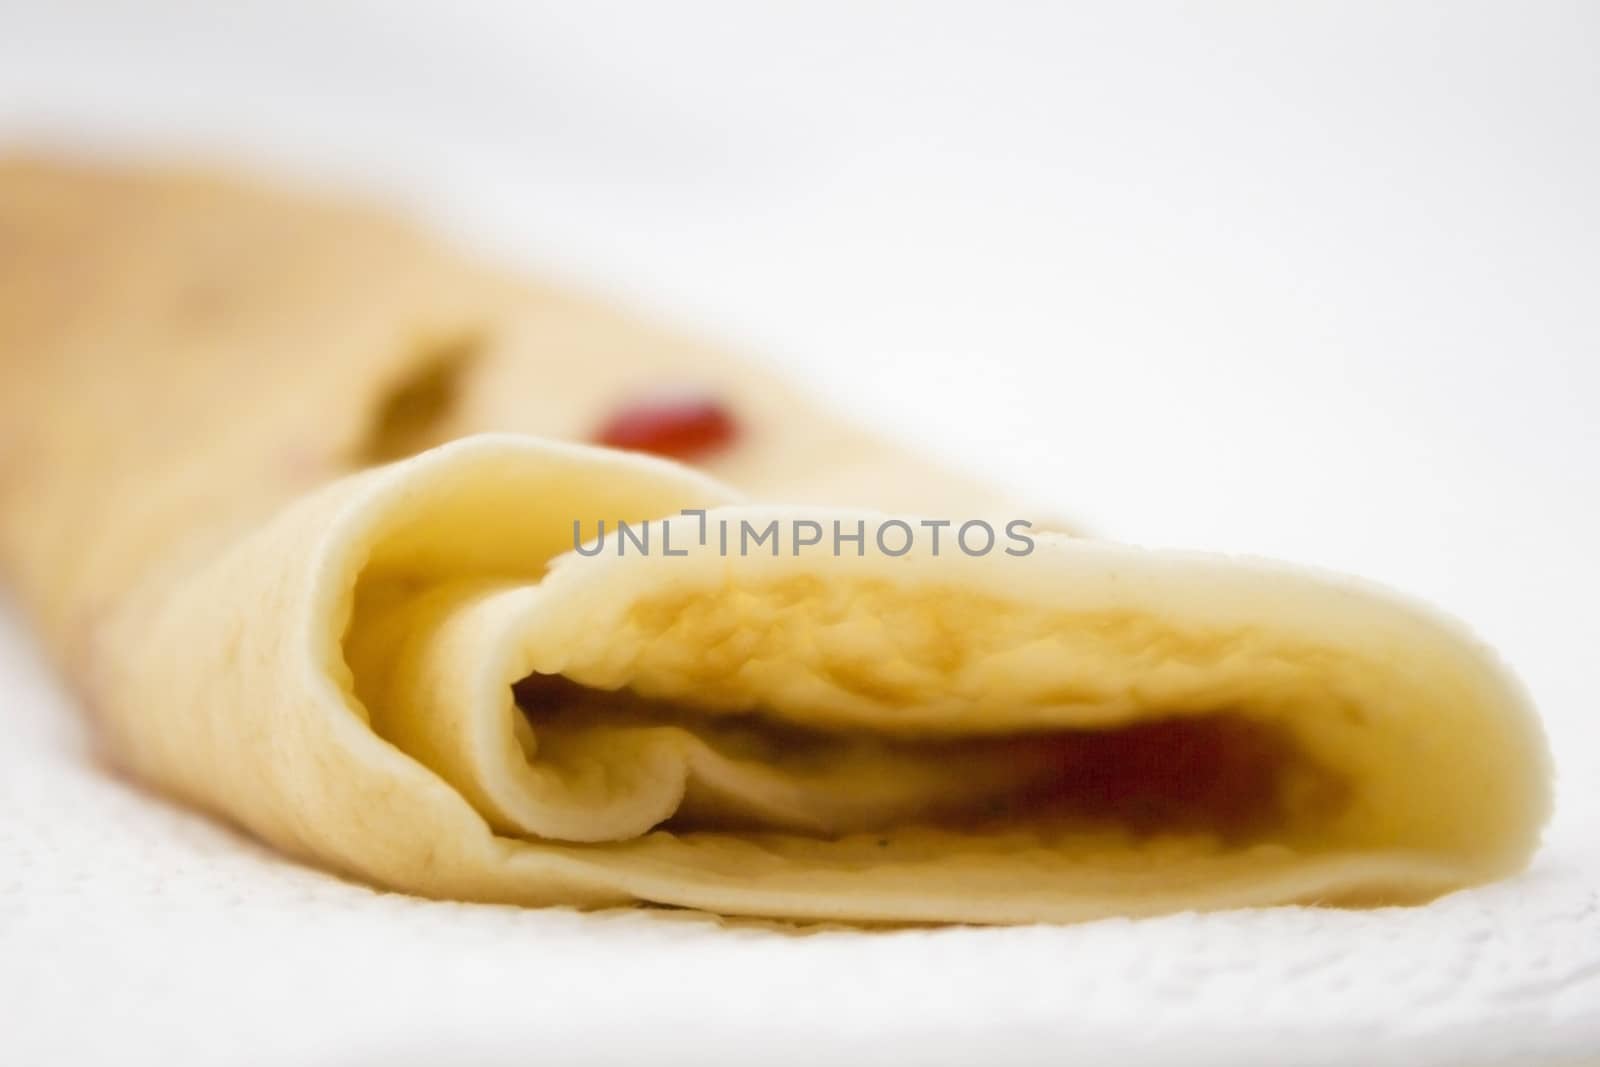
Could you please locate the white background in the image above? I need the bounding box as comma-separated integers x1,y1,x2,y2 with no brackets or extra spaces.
2,3,1597,1064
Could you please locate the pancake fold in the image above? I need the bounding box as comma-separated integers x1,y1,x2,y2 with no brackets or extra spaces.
0,158,1549,923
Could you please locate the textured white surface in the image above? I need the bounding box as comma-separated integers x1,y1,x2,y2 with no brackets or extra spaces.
2,3,1598,1064
3,605,1597,1066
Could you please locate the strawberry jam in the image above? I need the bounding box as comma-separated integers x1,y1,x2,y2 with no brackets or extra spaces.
592,391,739,460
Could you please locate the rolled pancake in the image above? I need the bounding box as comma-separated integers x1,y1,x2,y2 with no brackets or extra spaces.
0,158,1550,923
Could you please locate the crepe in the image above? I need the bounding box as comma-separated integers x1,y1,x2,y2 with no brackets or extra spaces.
0,157,1550,923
